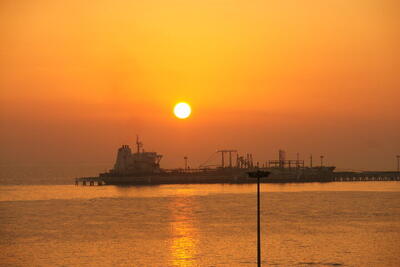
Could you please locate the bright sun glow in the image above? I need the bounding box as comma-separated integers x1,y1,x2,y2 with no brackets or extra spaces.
174,102,191,119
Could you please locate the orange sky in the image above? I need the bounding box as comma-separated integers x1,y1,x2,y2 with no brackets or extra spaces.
1,0,399,174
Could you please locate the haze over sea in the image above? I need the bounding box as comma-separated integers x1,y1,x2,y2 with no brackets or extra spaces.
1,178,399,267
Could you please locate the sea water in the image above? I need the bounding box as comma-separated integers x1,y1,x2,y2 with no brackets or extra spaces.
1,182,399,266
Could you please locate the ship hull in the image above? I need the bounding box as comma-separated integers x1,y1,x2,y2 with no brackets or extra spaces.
97,167,335,185
101,177,333,185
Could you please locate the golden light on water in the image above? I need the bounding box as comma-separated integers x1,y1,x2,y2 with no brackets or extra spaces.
169,193,198,267
171,222,197,267
174,102,192,119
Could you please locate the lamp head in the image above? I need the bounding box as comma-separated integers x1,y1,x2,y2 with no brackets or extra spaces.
247,170,270,178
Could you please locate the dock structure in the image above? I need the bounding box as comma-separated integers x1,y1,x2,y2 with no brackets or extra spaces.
75,177,105,186
332,171,400,182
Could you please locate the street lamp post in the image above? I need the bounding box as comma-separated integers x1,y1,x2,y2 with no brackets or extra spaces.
247,170,271,267
184,156,188,171
397,155,400,173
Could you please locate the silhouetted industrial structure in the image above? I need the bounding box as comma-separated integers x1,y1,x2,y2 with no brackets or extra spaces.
75,138,400,185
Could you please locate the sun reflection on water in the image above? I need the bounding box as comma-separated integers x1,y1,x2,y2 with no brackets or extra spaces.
169,190,198,267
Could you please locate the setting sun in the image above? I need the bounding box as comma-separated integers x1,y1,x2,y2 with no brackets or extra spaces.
174,102,191,119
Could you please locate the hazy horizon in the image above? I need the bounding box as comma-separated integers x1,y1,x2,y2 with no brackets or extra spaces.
1,0,400,178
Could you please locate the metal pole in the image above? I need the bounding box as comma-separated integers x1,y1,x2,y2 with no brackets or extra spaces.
397,155,400,173
257,176,261,267
248,170,270,267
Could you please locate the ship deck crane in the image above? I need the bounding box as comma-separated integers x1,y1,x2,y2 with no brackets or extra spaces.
217,150,238,168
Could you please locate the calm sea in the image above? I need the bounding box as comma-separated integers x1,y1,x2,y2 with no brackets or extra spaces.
0,182,399,266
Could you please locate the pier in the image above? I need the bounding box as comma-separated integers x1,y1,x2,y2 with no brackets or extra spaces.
332,171,400,182
75,177,105,186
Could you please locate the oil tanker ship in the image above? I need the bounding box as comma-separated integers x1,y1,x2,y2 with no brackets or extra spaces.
75,137,336,185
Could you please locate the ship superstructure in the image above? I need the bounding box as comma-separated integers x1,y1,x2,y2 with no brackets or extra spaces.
109,137,163,176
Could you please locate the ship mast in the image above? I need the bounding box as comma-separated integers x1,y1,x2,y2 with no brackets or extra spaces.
136,135,143,154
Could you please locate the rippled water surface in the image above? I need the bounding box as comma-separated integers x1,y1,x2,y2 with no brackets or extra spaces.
1,182,400,266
